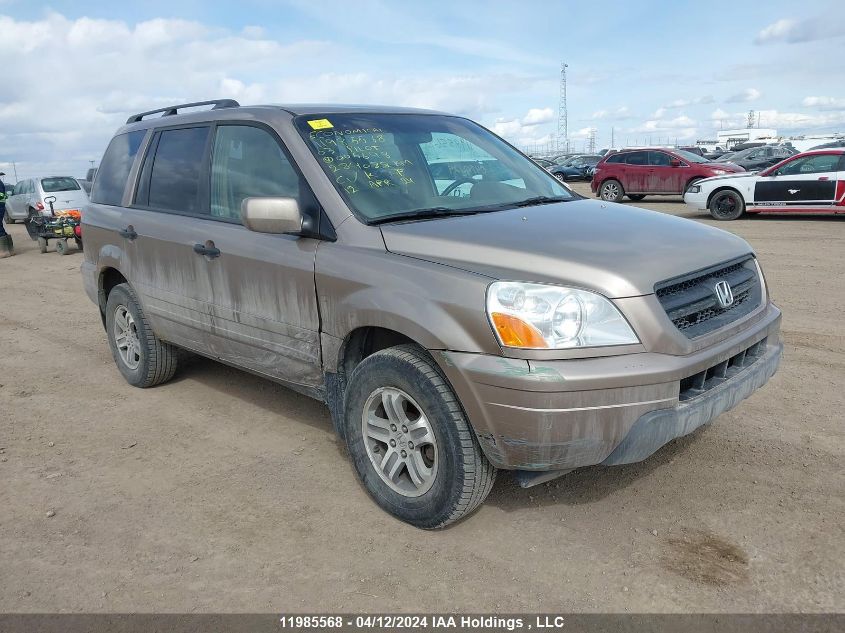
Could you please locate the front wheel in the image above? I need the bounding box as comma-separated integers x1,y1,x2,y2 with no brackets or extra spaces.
55,238,69,256
37,237,48,253
709,190,745,220
600,179,625,202
343,345,496,529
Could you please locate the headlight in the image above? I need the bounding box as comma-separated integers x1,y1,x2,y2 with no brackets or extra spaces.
486,281,639,349
687,185,701,193
710,169,728,175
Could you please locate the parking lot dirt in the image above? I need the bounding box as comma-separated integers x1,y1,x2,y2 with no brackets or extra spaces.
1,184,843,613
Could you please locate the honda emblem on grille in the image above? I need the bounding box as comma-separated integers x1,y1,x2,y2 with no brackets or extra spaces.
714,280,734,308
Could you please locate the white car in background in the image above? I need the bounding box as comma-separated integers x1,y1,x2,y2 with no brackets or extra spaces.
4,176,89,222
683,149,845,220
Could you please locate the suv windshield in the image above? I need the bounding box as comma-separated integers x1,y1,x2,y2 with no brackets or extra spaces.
41,177,81,192
296,113,574,223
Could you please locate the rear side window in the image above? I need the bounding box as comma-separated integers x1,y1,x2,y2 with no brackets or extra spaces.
41,177,80,192
624,151,648,165
147,127,211,214
91,130,146,206
604,154,624,164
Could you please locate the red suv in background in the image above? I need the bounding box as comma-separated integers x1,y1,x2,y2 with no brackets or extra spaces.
591,148,744,202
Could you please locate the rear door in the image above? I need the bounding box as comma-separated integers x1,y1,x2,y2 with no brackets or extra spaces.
128,125,218,348
4,180,26,219
751,153,841,212
621,151,650,193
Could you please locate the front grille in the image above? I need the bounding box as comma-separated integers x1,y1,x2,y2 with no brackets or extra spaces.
679,337,767,401
655,256,762,338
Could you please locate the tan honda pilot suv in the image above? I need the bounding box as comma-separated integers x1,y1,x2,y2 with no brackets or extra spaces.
82,100,782,528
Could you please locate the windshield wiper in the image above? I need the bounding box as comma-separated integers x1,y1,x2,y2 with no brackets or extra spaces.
511,195,572,208
369,207,483,225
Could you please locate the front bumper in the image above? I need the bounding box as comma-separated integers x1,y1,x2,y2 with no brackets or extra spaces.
683,189,709,210
435,303,781,471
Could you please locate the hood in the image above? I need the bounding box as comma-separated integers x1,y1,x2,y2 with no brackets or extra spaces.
380,199,753,298
698,172,757,184
706,163,744,173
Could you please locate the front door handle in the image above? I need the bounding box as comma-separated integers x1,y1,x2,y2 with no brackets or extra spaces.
193,241,221,258
118,225,137,240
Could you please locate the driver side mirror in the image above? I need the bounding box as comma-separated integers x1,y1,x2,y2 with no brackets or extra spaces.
241,197,304,235
670,159,682,167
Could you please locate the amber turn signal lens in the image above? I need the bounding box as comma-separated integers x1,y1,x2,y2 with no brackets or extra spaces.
491,312,548,348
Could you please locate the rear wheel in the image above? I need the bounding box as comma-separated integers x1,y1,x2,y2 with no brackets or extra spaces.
74,237,83,251
553,173,567,183
55,238,69,256
343,345,495,529
709,189,745,221
600,179,624,202
105,283,179,388
627,194,646,201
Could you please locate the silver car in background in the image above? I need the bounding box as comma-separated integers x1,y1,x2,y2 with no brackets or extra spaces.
4,176,89,222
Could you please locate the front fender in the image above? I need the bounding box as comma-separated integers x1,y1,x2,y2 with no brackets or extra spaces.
315,244,501,372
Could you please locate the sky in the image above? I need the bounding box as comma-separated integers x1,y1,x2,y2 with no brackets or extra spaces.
1,0,844,181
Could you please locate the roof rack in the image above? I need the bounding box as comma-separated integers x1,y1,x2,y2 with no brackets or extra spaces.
126,99,240,124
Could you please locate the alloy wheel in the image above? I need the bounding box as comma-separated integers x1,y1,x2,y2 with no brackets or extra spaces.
361,387,438,497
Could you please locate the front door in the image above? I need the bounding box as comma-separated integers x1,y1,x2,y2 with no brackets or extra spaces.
647,150,685,193
200,123,322,388
751,153,842,213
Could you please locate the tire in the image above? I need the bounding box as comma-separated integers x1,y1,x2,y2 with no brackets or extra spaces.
627,194,646,201
75,238,83,251
105,283,179,388
709,189,745,221
553,173,566,183
600,179,624,202
343,345,496,529
4,217,14,225
55,238,68,256
37,237,48,253
25,210,39,240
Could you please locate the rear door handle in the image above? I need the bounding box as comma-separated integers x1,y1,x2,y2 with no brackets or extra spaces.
193,242,221,258
118,226,137,240
818,176,830,181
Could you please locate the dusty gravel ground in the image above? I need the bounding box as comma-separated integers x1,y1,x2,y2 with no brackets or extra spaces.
0,185,842,613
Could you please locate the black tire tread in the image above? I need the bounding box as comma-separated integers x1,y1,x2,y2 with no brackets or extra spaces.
349,344,496,528
108,283,178,388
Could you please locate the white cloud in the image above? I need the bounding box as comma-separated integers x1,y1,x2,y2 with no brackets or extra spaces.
755,15,845,44
592,106,631,120
725,88,762,103
522,107,554,126
802,96,845,110
0,12,550,179
709,107,845,131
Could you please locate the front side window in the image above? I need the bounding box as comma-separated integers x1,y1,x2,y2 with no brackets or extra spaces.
296,113,572,223
648,151,671,167
41,177,80,193
777,154,841,176
91,130,146,206
147,127,211,214
210,125,301,220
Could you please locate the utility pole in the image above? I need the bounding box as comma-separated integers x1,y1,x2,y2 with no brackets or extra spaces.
558,62,568,153
610,127,615,148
